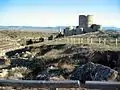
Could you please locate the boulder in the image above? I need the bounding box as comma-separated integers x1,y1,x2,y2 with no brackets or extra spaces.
36,72,49,80
70,62,118,82
36,67,63,80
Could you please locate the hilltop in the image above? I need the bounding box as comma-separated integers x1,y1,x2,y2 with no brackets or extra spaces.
71,30,120,39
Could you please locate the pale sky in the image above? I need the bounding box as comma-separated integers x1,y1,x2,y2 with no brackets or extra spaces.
0,0,120,27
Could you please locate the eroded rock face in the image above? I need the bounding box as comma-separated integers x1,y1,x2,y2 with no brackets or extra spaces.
90,51,120,69
36,65,64,81
70,62,118,82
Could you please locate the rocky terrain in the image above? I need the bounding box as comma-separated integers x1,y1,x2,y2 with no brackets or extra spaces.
0,30,53,56
0,30,120,90
1,44,119,81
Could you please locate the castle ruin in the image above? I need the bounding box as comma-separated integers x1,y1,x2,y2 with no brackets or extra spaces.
64,15,102,36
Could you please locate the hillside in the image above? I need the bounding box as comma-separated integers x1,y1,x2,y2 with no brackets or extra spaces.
0,30,119,89
0,30,52,40
4,44,120,81
0,30,53,56
71,31,120,39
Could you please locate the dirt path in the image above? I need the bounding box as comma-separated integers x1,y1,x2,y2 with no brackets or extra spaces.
0,43,24,56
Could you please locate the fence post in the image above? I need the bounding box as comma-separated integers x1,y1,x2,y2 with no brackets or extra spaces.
75,38,76,44
116,38,118,46
81,38,83,44
99,38,101,45
73,38,75,44
103,38,106,45
67,37,69,44
87,38,89,44
68,37,70,44
79,38,81,44
90,38,93,44
77,38,79,44
70,37,72,44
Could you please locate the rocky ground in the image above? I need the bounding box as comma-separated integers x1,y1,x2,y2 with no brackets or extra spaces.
0,43,119,90
0,30,53,56
0,30,120,90
1,44,119,81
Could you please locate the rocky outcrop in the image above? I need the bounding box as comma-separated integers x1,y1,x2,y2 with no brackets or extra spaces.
89,51,120,69
4,44,120,81
35,65,65,81
0,67,30,80
70,62,118,82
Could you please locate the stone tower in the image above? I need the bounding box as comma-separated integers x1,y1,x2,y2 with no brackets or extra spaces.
79,15,88,30
87,15,93,28
79,15,93,32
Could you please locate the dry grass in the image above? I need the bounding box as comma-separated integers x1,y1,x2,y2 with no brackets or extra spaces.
0,30,51,40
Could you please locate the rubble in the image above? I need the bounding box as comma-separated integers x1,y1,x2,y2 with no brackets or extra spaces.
36,65,62,80
70,62,118,81
0,69,8,79
0,67,30,80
